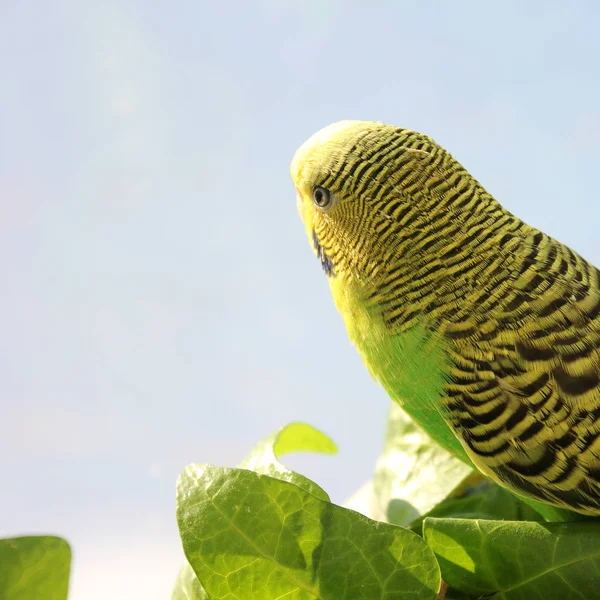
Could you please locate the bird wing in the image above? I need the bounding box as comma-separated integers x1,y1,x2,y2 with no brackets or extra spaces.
441,229,600,514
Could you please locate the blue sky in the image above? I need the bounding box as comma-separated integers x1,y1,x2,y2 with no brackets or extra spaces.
2,1,600,598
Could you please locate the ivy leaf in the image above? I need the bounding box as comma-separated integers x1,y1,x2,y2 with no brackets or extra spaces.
347,404,472,525
171,562,209,600
373,404,473,525
423,517,600,598
350,405,581,525
239,421,337,502
515,497,589,523
0,536,71,600
177,465,441,600
172,422,337,598
410,480,541,535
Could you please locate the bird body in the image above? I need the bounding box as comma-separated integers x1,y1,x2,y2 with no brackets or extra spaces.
291,121,600,515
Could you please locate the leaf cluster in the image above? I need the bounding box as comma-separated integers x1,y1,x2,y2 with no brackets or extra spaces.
172,406,600,600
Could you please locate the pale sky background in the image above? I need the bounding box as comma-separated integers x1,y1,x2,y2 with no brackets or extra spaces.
2,2,600,599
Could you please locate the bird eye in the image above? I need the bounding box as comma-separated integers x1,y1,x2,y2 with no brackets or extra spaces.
312,186,333,209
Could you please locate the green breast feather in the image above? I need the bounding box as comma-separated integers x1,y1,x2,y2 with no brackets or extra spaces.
333,277,467,462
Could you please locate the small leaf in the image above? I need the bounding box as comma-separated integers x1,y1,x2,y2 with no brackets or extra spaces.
178,465,441,600
516,496,589,523
411,481,540,534
0,536,71,600
371,404,472,525
423,517,600,598
171,562,209,600
270,422,338,456
239,421,337,502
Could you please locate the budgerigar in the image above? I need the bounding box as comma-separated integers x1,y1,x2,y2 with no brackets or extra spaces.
291,120,600,515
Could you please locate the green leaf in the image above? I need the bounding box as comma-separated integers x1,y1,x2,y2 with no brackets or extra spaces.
516,496,590,523
366,404,473,525
412,481,540,532
0,536,71,600
365,404,585,525
172,422,338,598
171,562,209,600
239,421,337,502
423,517,600,598
177,465,441,600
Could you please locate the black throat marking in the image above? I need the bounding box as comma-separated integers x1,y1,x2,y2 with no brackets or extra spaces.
312,229,335,277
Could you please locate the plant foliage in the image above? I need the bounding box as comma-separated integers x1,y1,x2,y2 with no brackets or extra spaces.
172,408,598,599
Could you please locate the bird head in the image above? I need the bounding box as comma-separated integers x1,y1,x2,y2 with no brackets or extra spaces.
291,120,444,282
291,120,500,289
